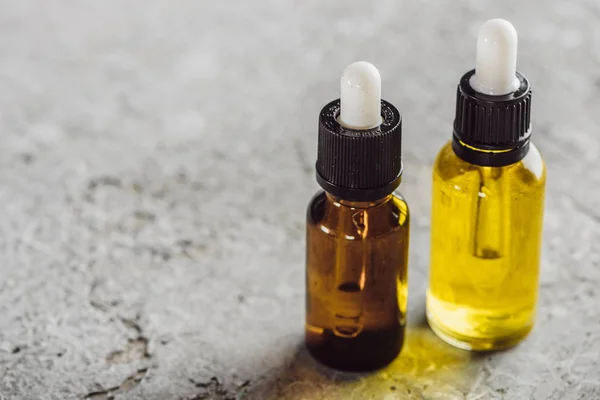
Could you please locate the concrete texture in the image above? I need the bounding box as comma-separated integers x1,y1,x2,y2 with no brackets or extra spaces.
0,0,599,399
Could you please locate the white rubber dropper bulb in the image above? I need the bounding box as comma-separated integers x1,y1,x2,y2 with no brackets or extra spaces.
338,61,382,129
469,19,520,96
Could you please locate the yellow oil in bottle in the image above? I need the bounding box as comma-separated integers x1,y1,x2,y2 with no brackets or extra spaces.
427,141,546,351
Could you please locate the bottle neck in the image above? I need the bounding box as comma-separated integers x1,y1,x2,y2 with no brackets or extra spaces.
452,136,530,167
326,192,392,209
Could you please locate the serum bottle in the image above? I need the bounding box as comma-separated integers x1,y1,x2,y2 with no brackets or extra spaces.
427,19,546,351
305,62,409,371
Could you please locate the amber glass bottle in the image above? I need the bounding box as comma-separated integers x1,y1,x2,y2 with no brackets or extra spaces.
305,97,409,371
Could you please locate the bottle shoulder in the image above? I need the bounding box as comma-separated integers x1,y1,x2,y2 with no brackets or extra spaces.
306,190,328,226
520,143,546,185
433,141,546,191
391,192,410,226
307,190,409,239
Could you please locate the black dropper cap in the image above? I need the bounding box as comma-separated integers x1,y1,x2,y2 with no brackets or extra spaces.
452,19,533,167
316,99,403,202
452,70,532,167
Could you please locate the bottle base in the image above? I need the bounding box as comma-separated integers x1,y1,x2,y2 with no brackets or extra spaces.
427,314,532,352
305,325,404,372
426,294,534,352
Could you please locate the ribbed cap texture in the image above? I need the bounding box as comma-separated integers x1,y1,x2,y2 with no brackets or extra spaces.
316,99,402,191
454,70,532,149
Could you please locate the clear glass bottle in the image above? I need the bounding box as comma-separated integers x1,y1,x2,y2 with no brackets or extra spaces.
427,141,545,350
426,19,546,351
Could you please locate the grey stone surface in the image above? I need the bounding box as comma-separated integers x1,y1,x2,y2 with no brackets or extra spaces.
0,0,599,399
